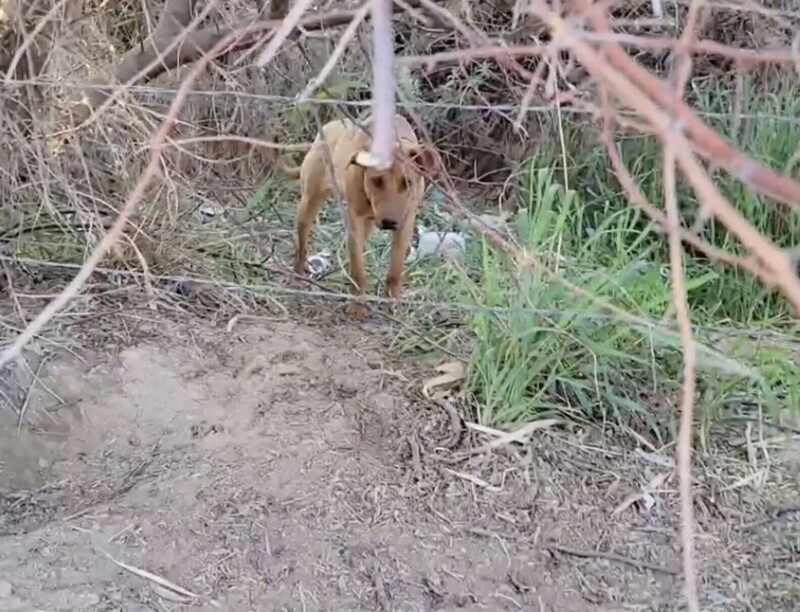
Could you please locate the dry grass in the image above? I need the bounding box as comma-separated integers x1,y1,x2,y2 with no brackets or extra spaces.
2,0,800,608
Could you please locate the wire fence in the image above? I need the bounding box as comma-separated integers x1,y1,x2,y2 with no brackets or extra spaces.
4,253,792,384
5,77,800,124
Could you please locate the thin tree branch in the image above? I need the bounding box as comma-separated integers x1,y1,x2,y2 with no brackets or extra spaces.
69,0,430,126
532,0,800,313
664,138,701,612
572,0,800,209
253,0,316,67
367,0,397,170
296,0,370,103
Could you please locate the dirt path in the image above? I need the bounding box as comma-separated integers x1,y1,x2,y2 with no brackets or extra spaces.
0,317,796,611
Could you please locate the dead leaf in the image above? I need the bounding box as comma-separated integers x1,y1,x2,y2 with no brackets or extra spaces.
477,419,561,452
151,583,194,604
611,471,671,517
422,361,466,398
442,467,502,492
98,550,198,600
612,491,645,517
646,471,671,491
226,314,241,333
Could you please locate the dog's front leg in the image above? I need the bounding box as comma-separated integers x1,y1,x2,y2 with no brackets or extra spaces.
345,214,371,318
386,219,415,301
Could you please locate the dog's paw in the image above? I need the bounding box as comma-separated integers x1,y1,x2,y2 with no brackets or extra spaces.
385,277,401,300
345,301,368,319
285,267,307,287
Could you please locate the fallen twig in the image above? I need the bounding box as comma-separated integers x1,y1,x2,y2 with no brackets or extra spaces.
98,549,199,602
551,544,680,576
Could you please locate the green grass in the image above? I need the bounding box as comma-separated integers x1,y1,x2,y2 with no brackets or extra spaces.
423,77,800,438
6,75,798,446
236,76,799,442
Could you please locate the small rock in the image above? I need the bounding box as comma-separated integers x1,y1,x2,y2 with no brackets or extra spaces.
0,581,13,598
194,203,225,223
274,362,303,376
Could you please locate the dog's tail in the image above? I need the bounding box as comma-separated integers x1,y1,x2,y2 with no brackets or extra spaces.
273,156,303,179
270,141,312,179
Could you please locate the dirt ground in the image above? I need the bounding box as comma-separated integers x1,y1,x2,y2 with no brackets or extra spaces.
0,307,798,611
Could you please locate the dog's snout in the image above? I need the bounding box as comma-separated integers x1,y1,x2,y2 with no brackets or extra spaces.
378,218,398,231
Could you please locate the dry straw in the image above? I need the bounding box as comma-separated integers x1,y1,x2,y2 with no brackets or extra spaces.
3,1,800,609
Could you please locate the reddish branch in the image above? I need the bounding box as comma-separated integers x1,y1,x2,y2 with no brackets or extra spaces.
571,0,800,209
529,0,800,313
401,3,800,208
583,32,800,65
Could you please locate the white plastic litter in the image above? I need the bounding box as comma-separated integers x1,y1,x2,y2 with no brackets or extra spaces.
305,251,333,279
475,213,509,232
409,225,466,262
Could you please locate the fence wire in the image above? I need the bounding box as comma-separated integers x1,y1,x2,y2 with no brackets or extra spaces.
5,77,800,124
0,254,778,380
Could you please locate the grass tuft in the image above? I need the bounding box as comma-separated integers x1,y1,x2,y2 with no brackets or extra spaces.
414,78,800,439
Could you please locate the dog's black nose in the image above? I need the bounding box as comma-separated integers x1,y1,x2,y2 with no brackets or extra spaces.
378,218,398,231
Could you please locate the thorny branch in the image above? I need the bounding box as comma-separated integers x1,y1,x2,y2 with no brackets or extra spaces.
531,1,800,313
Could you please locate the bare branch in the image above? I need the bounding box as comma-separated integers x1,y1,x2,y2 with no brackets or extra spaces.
68,2,421,127
663,134,700,612
531,0,800,313
601,116,766,281
366,0,397,170
296,1,370,103
572,0,800,209
667,6,703,607
253,0,316,67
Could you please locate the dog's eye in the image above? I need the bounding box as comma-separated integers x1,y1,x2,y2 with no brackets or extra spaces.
371,176,384,189
398,177,408,192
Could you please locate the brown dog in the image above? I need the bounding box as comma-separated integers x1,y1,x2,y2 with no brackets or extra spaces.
275,114,439,318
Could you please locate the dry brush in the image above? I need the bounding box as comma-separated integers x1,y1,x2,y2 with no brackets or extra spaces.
2,1,800,609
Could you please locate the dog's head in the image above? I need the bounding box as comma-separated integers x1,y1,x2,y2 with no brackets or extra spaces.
349,141,440,232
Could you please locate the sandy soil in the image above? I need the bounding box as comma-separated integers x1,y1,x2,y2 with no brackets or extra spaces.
0,312,797,611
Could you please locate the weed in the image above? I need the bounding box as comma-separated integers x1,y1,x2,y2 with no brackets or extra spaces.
437,143,798,437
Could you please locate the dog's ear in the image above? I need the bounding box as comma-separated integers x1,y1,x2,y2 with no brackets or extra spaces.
349,150,377,168
406,144,440,176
